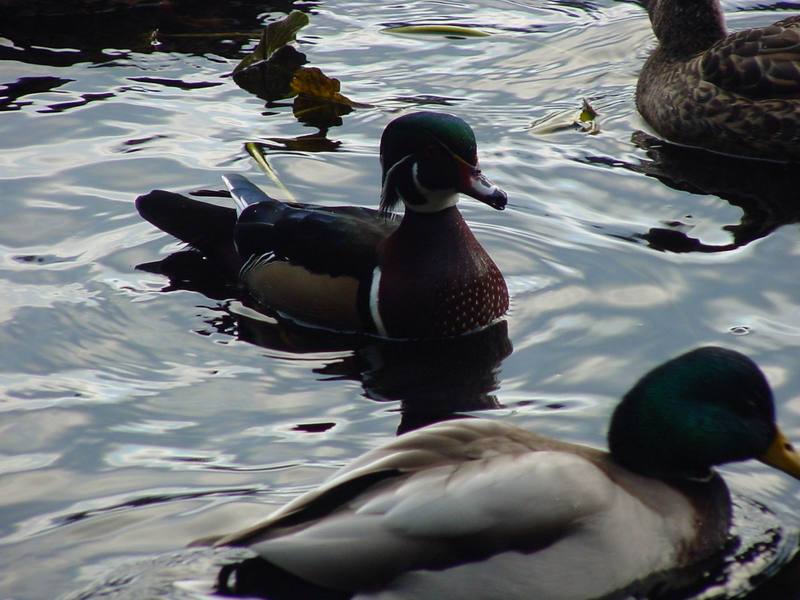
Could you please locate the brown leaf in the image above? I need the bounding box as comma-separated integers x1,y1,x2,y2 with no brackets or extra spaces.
233,45,307,101
290,67,372,112
233,10,309,75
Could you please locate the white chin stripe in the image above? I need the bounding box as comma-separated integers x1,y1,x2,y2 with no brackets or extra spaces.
369,266,389,337
406,163,459,213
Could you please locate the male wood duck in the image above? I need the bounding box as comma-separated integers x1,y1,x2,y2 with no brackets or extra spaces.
136,111,509,339
636,0,800,162
204,347,800,599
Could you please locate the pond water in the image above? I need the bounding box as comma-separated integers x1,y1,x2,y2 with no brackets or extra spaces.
2,1,800,598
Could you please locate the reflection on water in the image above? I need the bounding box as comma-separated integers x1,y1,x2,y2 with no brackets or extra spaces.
140,239,512,434
2,0,800,598
0,1,297,65
227,305,511,434
585,132,800,254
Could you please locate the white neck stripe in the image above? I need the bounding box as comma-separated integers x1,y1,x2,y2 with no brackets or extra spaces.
405,163,459,213
369,266,389,337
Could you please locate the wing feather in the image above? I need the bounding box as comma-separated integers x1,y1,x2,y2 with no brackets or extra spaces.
701,24,800,99
214,420,615,591
235,202,398,279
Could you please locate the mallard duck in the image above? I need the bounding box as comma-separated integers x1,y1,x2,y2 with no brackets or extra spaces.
136,111,508,339
636,0,800,162
205,347,800,599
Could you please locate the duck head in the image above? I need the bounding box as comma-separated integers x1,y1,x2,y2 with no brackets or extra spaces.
379,111,507,214
608,346,800,481
647,0,727,56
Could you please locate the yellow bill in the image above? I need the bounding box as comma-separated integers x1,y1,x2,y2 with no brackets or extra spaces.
759,427,800,480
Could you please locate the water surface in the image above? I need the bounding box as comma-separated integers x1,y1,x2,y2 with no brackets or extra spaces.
2,1,800,598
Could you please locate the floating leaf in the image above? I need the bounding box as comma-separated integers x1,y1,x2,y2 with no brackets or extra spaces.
234,45,307,101
382,24,490,37
578,99,598,124
231,10,368,116
529,98,599,135
291,67,371,108
245,142,297,203
233,10,309,75
231,10,310,100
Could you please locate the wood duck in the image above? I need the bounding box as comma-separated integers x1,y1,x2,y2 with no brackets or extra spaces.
136,112,509,339
206,347,800,599
636,0,800,162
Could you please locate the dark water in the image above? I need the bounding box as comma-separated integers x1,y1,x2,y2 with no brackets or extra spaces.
2,1,800,598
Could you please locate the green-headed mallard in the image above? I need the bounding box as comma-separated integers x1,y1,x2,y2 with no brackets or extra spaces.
205,347,800,599
636,0,800,162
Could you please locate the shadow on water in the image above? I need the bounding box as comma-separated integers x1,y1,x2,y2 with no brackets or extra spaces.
583,132,800,254
0,1,299,66
0,1,304,115
139,249,513,436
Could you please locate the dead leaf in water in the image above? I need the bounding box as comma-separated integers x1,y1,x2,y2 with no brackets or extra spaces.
234,45,307,101
233,10,310,75
529,99,599,135
232,10,369,115
290,67,370,108
578,99,598,127
382,24,490,37
232,10,310,101
245,142,297,203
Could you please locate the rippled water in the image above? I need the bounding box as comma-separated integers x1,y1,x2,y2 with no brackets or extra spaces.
2,1,800,598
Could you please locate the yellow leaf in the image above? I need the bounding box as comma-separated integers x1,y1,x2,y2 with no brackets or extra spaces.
244,142,297,203
382,25,490,37
529,99,599,135
290,67,370,108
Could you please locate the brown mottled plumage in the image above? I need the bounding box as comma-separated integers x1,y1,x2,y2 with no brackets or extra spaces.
636,0,800,162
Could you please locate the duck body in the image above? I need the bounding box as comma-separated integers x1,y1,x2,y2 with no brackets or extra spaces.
214,419,729,600
636,0,800,162
136,112,509,339
208,347,800,599
375,207,507,339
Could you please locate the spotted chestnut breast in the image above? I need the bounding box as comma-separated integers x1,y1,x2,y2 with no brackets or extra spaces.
376,208,508,338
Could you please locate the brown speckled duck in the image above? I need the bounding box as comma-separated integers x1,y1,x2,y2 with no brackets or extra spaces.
636,0,800,162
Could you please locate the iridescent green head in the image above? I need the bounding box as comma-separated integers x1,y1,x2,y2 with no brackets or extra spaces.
378,111,506,214
608,347,800,480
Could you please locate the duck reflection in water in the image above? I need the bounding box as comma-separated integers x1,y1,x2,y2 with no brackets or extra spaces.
585,131,800,253
137,251,512,435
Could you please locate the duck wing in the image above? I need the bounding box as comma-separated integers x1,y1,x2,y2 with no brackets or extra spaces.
137,176,400,280
236,204,397,278
700,23,800,100
227,174,399,280
212,419,613,592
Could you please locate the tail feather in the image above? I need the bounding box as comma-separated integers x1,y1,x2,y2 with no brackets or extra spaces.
223,173,277,215
135,190,242,273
